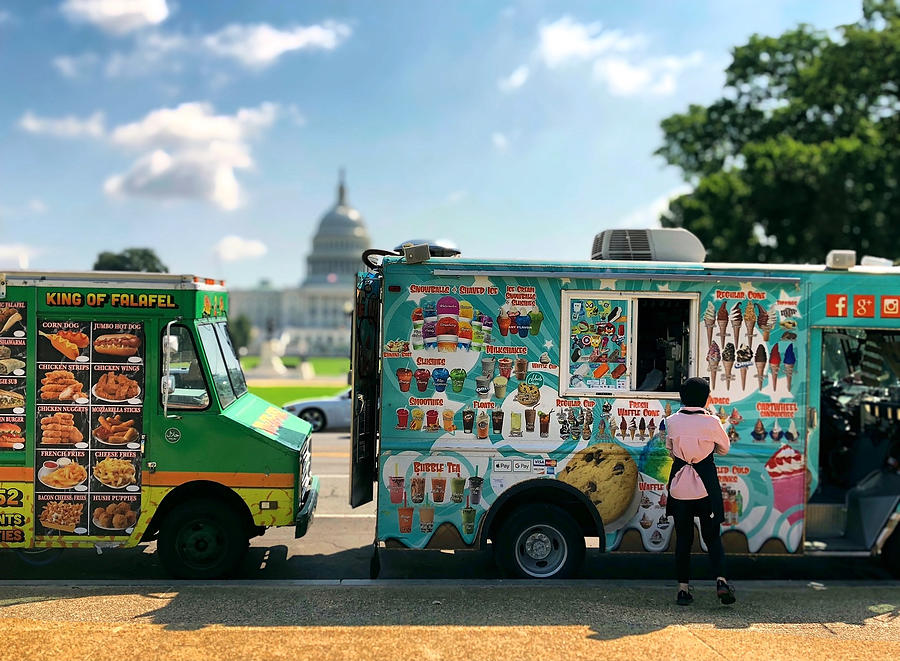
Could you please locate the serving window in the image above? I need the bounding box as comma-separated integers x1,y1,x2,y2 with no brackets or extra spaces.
560,291,698,398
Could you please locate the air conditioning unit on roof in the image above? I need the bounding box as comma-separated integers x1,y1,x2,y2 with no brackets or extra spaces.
591,228,706,262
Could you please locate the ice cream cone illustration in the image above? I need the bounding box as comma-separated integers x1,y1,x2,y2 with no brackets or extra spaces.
736,344,752,389
703,301,716,346
751,418,766,441
722,342,735,390
744,302,757,347
784,343,796,391
629,417,637,440
730,303,742,348
759,304,776,341
716,302,728,348
754,344,767,390
638,417,646,440
769,344,781,391
647,418,656,438
619,418,627,439
717,406,728,425
707,341,721,390
766,444,805,525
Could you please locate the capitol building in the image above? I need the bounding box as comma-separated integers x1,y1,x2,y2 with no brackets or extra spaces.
229,172,371,356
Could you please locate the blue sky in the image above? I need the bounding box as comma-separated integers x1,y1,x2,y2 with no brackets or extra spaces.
0,1,862,287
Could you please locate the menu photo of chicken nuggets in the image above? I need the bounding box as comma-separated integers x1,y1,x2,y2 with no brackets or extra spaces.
37,364,90,404
92,450,140,492
37,320,90,364
92,364,143,404
36,492,88,535
90,493,140,536
91,321,144,364
37,405,88,448
91,407,142,449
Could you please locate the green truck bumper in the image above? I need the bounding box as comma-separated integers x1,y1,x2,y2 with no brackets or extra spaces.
294,476,319,539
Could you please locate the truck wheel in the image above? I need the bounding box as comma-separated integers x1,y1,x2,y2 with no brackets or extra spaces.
882,527,900,578
495,504,585,579
157,499,248,579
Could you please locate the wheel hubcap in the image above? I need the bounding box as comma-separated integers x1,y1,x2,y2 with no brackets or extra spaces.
177,519,225,568
301,411,323,430
515,524,568,577
525,532,552,560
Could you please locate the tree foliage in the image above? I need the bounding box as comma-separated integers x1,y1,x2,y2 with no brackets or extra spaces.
657,0,900,263
228,314,252,351
93,248,169,272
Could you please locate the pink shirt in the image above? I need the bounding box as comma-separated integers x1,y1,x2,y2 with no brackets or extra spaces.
665,407,730,500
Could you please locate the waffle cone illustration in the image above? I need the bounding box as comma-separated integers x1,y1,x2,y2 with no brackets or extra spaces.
731,322,741,348
710,359,720,389
755,361,766,390
723,361,734,390
717,321,728,349
740,366,748,389
770,364,780,390
705,324,714,346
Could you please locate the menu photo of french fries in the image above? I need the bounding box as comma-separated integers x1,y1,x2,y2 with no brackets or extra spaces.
38,498,86,533
92,453,139,489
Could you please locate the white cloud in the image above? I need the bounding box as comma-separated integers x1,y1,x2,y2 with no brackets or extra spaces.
28,199,48,213
0,10,13,25
105,31,186,77
61,0,169,35
593,52,703,96
203,21,352,68
446,190,468,204
537,16,643,68
19,111,105,138
53,52,99,78
491,132,509,151
0,243,40,269
498,65,529,92
213,235,268,262
612,185,692,228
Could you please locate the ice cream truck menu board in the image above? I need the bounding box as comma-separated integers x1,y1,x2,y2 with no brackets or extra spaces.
0,302,27,451
564,296,629,391
34,319,143,538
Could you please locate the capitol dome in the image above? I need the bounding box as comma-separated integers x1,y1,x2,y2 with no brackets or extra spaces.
304,170,371,286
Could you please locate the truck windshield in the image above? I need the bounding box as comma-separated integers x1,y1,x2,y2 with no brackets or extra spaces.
215,321,248,399
197,323,238,408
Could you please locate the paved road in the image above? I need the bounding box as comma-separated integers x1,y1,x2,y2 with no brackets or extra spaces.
1,432,895,581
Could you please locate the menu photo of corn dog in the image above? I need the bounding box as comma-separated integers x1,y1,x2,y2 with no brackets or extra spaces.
38,323,90,363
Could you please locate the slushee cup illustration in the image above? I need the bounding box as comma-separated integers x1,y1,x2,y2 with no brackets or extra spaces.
431,475,446,502
516,314,531,338
449,368,467,392
410,474,426,503
450,474,465,503
498,358,513,378
529,307,543,335
462,408,475,433
461,496,476,535
414,368,431,392
396,367,413,392
432,367,450,392
493,375,508,399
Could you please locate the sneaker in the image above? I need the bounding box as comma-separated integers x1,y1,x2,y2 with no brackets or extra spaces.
716,579,736,605
676,588,693,606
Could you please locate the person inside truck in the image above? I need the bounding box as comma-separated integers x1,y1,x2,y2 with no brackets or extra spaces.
665,377,736,606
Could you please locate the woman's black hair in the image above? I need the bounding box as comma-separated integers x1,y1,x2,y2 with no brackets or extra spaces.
679,377,710,407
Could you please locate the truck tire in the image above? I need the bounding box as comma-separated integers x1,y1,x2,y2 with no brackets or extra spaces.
495,504,585,579
157,499,248,579
882,526,900,578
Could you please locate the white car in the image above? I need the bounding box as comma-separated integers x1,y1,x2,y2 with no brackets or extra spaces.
283,387,352,432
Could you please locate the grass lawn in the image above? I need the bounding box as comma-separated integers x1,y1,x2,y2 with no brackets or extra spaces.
248,385,346,407
240,356,348,376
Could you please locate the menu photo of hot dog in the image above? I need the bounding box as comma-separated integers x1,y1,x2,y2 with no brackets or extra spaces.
91,322,143,364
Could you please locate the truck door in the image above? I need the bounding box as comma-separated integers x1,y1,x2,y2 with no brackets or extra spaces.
350,271,381,507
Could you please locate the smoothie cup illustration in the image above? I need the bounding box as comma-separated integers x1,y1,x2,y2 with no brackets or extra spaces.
468,471,484,505
410,474,426,503
410,408,425,431
450,474,466,503
449,368,467,393
396,408,409,429
425,409,439,429
524,408,536,432
476,411,489,439
493,375,508,399
442,408,455,432
514,357,528,381
481,357,496,379
529,308,544,335
491,409,505,434
498,358,513,378
475,376,491,400
431,475,446,503
539,411,550,438
419,498,435,533
411,328,424,350
497,312,510,337
398,493,413,534
414,368,431,392
461,495,476,535
510,412,522,437
432,367,450,392
388,469,405,504
516,314,531,338
396,367,413,392
462,408,475,433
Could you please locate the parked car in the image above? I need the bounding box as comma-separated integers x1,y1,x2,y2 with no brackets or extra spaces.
283,387,352,432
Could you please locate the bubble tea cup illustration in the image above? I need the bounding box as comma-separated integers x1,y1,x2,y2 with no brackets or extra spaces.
410,473,426,504
431,474,446,503
461,495,476,535
450,473,466,503
388,465,405,504
468,468,484,505
398,493,413,534
419,494,434,533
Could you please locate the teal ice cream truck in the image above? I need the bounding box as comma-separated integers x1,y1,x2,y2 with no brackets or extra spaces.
349,230,900,579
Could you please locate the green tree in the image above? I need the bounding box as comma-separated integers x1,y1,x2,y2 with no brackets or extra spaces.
657,0,900,263
93,248,169,272
228,314,252,351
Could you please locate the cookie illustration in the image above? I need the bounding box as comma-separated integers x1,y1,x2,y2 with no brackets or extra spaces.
558,443,638,522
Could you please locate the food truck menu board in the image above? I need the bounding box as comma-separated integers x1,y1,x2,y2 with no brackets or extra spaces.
33,319,143,538
0,302,27,451
566,297,629,390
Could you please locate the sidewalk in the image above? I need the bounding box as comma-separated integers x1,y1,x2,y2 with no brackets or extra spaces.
1,581,898,660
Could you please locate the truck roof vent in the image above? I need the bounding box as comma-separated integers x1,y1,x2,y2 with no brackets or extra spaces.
591,228,706,262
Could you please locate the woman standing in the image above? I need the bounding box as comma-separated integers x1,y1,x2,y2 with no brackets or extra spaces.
665,377,736,605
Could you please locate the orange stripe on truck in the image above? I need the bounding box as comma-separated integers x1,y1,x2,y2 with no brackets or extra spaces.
143,471,294,488
0,467,32,482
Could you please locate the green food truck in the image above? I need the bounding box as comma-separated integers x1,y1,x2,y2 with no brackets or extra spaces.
0,270,317,578
350,230,900,578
